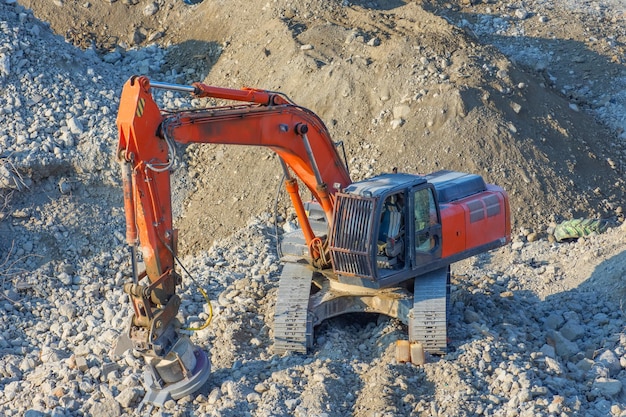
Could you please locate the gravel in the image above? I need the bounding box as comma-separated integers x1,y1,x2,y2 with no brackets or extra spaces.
444,0,626,140
0,1,625,417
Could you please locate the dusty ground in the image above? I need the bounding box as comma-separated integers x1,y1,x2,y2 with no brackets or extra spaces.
3,1,626,416
19,0,626,255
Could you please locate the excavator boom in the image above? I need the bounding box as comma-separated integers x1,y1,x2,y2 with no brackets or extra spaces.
118,76,351,260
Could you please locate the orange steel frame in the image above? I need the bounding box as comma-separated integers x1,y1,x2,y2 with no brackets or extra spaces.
117,76,351,324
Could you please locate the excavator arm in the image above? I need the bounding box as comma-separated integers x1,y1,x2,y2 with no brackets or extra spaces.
118,76,351,269
114,76,351,402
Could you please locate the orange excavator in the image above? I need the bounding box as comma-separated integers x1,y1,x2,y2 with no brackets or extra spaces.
114,75,511,406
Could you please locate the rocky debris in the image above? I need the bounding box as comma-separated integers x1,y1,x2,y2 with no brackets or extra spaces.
436,0,626,140
0,0,625,416
4,208,626,416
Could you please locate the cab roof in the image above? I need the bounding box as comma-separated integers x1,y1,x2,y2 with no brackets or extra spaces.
343,173,426,198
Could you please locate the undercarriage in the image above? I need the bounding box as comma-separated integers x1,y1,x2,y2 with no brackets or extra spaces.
273,262,450,355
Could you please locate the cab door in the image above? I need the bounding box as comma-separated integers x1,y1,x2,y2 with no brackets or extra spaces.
411,185,442,268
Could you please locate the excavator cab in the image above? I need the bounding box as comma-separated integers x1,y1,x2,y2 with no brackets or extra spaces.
329,173,444,288
327,170,510,288
374,186,443,271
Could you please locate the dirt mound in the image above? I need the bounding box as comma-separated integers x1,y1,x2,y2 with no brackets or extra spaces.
20,0,626,255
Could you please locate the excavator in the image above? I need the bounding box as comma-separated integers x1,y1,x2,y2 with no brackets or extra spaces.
114,75,511,406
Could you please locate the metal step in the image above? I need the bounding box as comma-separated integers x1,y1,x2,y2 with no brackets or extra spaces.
273,262,313,354
409,267,449,354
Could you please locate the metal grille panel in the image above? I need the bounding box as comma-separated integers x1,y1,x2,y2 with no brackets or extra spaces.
329,194,376,279
484,194,501,217
467,200,484,223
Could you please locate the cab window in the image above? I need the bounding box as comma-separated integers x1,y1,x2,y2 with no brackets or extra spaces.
376,193,405,270
414,188,437,252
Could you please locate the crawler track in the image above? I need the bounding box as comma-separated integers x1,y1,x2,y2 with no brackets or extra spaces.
273,262,314,354
410,267,450,354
